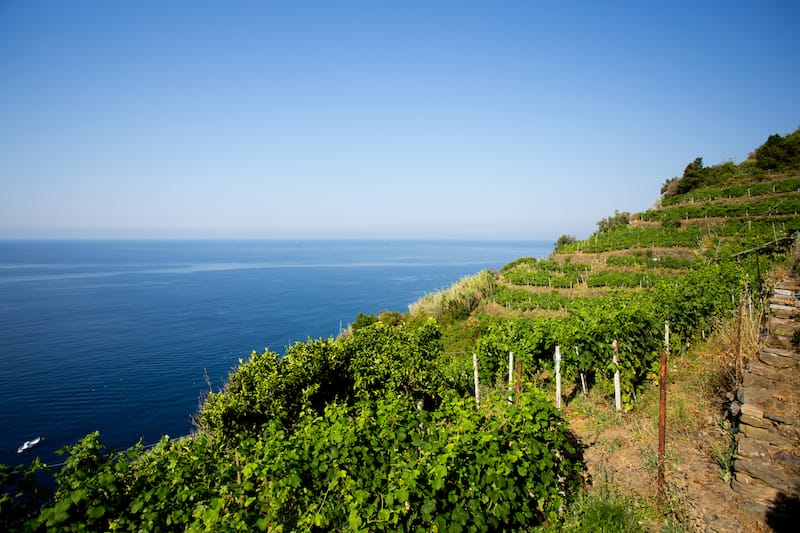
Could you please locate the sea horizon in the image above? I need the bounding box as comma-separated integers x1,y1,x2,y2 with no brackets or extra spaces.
1,239,551,466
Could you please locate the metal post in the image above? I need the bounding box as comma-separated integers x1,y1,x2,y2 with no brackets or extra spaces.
612,340,621,412
658,321,669,509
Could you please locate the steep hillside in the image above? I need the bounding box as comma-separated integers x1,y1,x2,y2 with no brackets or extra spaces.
409,128,800,531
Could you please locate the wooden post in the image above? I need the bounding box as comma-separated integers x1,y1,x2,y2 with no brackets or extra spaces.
472,353,480,408
755,252,762,299
555,345,562,409
515,359,523,405
657,321,669,510
508,351,514,404
577,346,587,396
612,340,622,412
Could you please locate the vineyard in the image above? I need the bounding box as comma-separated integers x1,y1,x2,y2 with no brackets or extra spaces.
2,129,800,531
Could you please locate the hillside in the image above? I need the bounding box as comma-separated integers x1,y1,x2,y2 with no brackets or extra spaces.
408,128,800,530
2,129,799,531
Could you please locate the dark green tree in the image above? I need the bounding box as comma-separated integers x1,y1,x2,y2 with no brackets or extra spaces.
755,129,800,170
555,234,576,250
596,210,630,233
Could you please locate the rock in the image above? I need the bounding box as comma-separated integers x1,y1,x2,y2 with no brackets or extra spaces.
732,476,780,501
763,412,791,425
741,403,764,420
736,439,766,458
745,359,780,378
740,413,772,430
757,348,797,369
774,452,800,474
739,425,793,447
761,345,799,359
735,458,797,494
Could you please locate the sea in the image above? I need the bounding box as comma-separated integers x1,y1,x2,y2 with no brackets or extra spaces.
0,239,550,467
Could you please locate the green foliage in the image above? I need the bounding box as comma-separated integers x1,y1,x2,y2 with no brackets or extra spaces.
640,194,800,222
475,291,663,407
755,129,800,170
475,317,559,385
345,319,444,401
36,432,145,531
660,176,800,207
200,319,445,441
493,285,572,311
666,158,738,196
558,226,704,253
654,263,739,344
224,392,582,531
586,270,656,288
597,210,631,233
16,386,582,532
0,460,51,532
351,311,378,332
502,258,590,288
556,487,648,533
555,234,577,251
605,253,699,270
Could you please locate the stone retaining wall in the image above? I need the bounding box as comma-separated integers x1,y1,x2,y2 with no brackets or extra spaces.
732,279,800,528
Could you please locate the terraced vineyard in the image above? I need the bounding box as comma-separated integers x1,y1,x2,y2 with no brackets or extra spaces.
481,151,800,399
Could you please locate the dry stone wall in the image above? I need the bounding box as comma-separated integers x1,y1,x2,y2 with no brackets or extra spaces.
732,278,800,529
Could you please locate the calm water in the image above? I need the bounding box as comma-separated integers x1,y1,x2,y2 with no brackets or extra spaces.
0,240,550,466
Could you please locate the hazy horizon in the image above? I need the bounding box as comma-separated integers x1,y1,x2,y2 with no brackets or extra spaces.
2,1,798,241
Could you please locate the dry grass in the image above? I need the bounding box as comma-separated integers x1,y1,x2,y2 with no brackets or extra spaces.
408,269,496,320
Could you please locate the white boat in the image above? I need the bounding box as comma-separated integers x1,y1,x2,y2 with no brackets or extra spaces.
16,436,42,454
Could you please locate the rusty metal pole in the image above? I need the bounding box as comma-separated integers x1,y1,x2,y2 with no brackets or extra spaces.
612,340,621,413
657,321,669,510
515,359,523,405
735,292,743,384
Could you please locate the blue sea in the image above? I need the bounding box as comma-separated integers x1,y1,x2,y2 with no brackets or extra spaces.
0,240,550,467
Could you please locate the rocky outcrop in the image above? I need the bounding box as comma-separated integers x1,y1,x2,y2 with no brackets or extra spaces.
732,279,800,530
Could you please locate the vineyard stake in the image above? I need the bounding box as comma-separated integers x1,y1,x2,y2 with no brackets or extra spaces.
612,340,622,413
576,346,587,396
472,353,480,408
515,359,523,405
554,345,562,409
657,321,669,510
508,351,514,404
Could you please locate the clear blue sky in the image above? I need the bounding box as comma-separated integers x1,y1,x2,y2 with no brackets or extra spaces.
1,1,798,240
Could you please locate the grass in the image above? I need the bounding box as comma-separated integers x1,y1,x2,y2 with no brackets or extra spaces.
408,269,496,321
534,486,663,533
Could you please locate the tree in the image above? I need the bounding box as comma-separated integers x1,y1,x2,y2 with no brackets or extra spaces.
596,210,630,233
755,130,800,170
555,234,576,249
675,157,705,194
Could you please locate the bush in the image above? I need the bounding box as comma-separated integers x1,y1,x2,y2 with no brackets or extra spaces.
556,234,577,250
597,210,630,233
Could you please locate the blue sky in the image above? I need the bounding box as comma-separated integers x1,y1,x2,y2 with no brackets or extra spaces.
1,1,798,240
